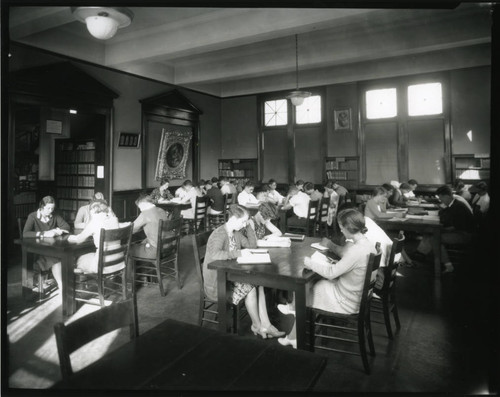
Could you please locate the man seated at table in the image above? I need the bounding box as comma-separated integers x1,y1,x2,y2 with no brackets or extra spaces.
281,186,311,228
454,179,472,203
365,187,404,219
390,182,411,206
332,180,349,199
415,185,475,273
205,179,225,215
237,181,260,206
129,193,170,260
471,181,490,216
304,182,323,202
255,184,271,203
267,179,285,205
175,180,198,219
149,178,174,204
405,179,418,200
295,179,305,192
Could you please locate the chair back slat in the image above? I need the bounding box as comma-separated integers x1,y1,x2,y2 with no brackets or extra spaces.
376,232,405,295
157,217,182,260
97,224,133,278
54,299,138,381
193,231,213,286
318,197,329,222
359,242,382,316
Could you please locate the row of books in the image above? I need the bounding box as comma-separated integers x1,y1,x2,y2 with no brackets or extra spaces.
325,170,357,181
58,141,95,151
219,169,250,177
56,175,95,187
325,159,358,170
58,199,81,211
218,161,236,170
15,203,37,219
60,210,77,222
57,150,95,163
56,188,95,200
56,163,96,175
13,191,37,205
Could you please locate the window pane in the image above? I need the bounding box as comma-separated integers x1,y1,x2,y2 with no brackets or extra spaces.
264,99,287,126
366,88,397,119
408,82,442,116
296,95,321,124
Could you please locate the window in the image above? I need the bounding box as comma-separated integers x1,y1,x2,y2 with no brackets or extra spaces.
264,99,287,126
366,88,397,119
295,95,321,124
408,82,442,116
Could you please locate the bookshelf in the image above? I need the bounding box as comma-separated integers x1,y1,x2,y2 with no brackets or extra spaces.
55,139,98,222
324,156,359,189
451,154,490,185
218,158,258,185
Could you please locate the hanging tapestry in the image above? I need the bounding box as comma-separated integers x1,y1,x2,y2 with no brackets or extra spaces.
155,129,192,180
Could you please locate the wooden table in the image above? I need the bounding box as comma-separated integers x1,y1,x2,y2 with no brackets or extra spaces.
374,218,443,278
208,237,322,350
156,202,191,218
53,318,326,391
15,236,95,317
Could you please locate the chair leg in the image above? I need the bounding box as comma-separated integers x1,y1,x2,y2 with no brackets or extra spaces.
392,299,401,331
38,272,44,301
199,297,205,326
156,262,166,297
174,259,182,290
358,322,371,374
308,309,316,352
121,271,127,300
233,306,239,335
382,297,394,339
98,279,105,307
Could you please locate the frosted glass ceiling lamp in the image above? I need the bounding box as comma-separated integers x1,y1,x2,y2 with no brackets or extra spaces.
72,7,134,40
286,34,311,106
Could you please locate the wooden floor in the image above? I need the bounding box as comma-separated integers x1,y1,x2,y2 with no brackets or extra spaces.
4,234,497,393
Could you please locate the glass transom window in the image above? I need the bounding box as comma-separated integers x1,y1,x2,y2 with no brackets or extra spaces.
408,82,443,116
264,99,287,126
366,88,397,119
295,95,321,124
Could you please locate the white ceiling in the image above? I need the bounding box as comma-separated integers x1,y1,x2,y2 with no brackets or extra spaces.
8,4,492,97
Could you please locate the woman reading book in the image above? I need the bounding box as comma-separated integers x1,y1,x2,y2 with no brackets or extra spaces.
202,204,285,338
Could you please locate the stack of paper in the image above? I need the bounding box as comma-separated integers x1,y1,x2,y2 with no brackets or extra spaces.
257,237,291,247
237,253,272,264
311,242,329,251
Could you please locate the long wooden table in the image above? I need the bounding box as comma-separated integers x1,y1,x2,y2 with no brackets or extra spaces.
374,217,443,278
53,318,326,391
156,202,191,218
208,237,322,350
15,236,95,317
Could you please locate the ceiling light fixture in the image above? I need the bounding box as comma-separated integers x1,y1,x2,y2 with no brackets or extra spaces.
72,7,134,40
287,34,311,107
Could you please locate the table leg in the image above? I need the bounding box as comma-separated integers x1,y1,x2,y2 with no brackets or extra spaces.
21,247,32,299
61,254,76,318
295,285,308,351
432,228,442,279
217,269,230,333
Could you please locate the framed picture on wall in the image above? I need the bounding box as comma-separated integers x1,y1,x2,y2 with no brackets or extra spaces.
118,132,141,148
334,108,352,131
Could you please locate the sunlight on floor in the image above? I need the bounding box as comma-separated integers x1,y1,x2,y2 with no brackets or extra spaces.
7,301,60,343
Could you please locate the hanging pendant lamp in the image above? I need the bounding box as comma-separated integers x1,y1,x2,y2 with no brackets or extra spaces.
286,34,311,106
72,7,134,40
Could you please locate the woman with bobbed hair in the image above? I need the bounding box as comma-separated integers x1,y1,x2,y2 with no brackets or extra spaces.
277,208,377,348
247,201,282,239
23,196,71,288
203,204,285,339
149,177,174,204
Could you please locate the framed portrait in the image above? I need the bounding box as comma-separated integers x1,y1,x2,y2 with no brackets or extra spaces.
334,108,352,131
155,129,192,180
118,132,141,148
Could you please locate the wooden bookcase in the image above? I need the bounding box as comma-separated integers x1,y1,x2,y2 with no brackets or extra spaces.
451,154,490,185
324,156,359,189
55,139,101,222
218,158,258,185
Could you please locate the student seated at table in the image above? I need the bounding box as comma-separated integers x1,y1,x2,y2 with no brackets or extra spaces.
282,186,311,227
304,182,323,202
415,185,475,273
277,208,377,349
194,180,207,197
323,181,340,227
454,179,472,203
246,202,282,239
255,184,271,203
204,179,225,215
149,178,174,204
365,187,404,220
74,192,108,229
219,177,231,196
202,204,285,338
237,181,260,206
23,196,71,288
267,179,285,205
229,179,240,195
471,181,490,215
295,179,305,192
332,180,349,198
382,183,396,208
129,193,170,260
68,200,122,274
405,179,418,199
390,182,411,206
175,180,198,219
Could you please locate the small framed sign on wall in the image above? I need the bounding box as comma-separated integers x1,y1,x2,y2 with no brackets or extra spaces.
118,132,141,148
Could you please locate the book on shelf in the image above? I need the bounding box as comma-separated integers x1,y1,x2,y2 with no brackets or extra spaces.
283,233,305,241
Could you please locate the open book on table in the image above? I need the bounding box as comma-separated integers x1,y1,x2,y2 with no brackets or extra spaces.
257,235,292,247
310,242,329,251
237,253,272,264
310,251,337,264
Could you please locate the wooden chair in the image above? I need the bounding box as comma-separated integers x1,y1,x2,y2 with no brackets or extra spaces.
183,196,208,235
207,194,229,230
316,197,330,237
308,244,382,374
193,231,247,334
74,224,133,307
371,232,405,339
131,217,183,296
286,200,320,237
224,194,234,221
17,217,53,301
54,298,139,381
